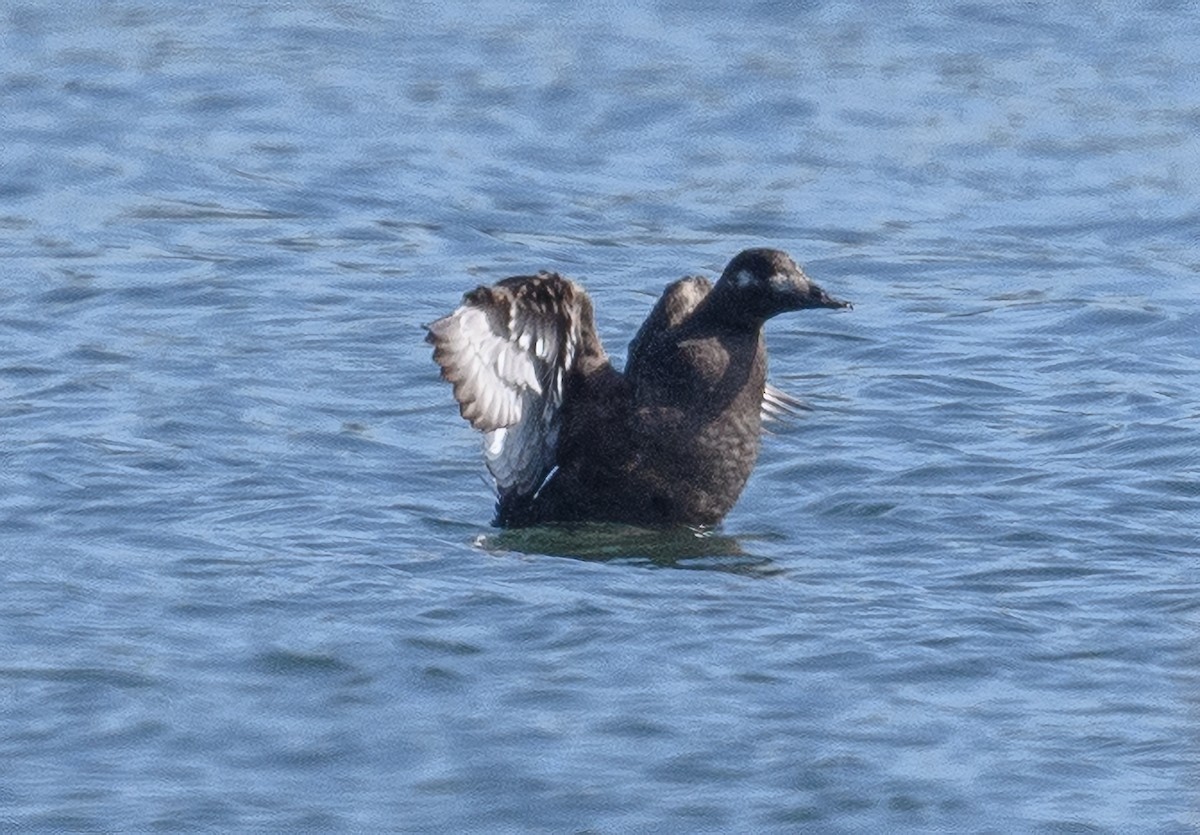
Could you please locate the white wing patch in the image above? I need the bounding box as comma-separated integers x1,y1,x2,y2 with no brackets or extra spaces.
427,276,582,499
762,382,810,423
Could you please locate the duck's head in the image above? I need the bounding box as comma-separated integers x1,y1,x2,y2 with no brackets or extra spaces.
712,248,851,326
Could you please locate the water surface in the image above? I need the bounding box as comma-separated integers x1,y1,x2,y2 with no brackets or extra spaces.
2,1,1197,830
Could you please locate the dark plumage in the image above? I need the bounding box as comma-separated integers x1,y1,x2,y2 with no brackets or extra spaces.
425,248,850,527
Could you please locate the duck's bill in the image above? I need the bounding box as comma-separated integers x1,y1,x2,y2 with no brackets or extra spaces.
803,283,853,310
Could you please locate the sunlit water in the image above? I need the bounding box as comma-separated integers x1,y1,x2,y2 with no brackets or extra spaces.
2,1,1198,830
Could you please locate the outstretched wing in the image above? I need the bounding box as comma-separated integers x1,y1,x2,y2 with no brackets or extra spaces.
625,274,805,423
425,272,597,500
625,275,712,382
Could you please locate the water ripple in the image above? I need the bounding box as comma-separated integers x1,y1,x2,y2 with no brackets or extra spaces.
1,1,1197,831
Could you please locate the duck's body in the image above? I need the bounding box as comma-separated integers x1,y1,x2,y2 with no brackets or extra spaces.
426,248,849,527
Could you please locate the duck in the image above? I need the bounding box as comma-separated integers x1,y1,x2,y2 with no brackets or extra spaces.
425,248,850,527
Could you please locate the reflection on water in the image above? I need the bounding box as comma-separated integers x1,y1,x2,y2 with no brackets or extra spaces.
477,523,783,576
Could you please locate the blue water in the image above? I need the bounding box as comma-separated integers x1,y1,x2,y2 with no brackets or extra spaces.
2,1,1198,830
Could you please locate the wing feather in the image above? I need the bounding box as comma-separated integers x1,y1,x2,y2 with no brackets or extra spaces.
625,275,712,381
761,382,812,424
426,272,595,500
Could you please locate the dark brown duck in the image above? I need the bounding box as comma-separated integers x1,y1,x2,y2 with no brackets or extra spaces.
425,248,850,527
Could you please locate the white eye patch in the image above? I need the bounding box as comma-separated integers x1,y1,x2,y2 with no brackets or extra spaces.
735,269,755,288
767,272,793,292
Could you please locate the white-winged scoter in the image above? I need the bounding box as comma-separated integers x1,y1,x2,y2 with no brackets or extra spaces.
426,248,850,527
